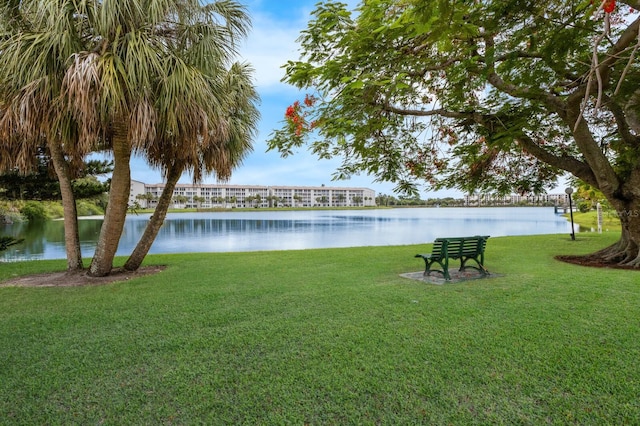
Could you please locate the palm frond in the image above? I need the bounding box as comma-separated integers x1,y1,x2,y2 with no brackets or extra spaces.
202,0,251,40
94,0,144,37
120,30,165,90
129,98,157,152
61,52,101,154
0,98,45,173
1,0,257,188
97,51,129,121
201,61,259,181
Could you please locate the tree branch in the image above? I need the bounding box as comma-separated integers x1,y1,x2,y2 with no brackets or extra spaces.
564,95,622,195
379,101,475,120
514,133,598,186
585,16,640,103
380,97,599,186
622,1,640,14
601,92,640,145
624,88,640,134
483,34,566,111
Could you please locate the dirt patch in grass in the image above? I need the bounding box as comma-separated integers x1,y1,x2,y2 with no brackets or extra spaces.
555,255,640,271
0,265,166,287
400,269,498,285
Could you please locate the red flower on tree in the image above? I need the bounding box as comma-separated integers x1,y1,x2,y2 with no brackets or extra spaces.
285,105,295,118
591,0,617,13
604,0,616,13
304,94,314,107
284,95,318,137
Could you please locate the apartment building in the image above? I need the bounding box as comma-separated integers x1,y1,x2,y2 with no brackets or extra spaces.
464,192,571,206
129,181,376,209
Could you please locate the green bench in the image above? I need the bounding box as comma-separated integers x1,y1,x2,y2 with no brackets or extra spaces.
415,235,490,280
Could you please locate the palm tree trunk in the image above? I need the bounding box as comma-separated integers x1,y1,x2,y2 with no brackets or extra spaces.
123,163,183,271
88,134,131,276
48,139,84,271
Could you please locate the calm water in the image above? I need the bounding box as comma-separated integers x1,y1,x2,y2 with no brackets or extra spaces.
1,207,573,261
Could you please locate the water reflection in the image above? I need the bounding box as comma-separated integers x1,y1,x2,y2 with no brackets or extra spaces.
1,219,103,261
1,207,573,261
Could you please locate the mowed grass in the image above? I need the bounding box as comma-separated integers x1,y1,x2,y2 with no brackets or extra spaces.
570,210,622,232
1,233,639,424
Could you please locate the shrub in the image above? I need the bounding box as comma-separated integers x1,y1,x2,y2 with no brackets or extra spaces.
578,201,591,213
45,201,64,218
1,202,20,221
20,201,49,221
76,199,104,216
1,210,24,224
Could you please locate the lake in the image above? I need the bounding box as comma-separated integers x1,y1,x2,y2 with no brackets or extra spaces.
1,207,574,262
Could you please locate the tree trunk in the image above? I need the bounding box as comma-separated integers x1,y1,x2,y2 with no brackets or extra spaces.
48,139,83,271
587,197,640,267
88,134,131,277
612,204,640,266
123,163,183,271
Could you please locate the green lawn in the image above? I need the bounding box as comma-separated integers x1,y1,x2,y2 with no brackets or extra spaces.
569,209,622,232
1,233,639,424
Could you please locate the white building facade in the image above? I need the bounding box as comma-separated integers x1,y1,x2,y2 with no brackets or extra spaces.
463,192,571,206
129,181,376,209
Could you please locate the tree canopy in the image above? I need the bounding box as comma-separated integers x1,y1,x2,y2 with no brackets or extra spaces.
0,0,257,275
268,0,640,265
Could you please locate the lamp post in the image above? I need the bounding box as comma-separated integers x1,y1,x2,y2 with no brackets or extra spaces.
565,187,575,240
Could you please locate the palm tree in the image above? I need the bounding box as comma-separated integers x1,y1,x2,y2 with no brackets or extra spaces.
174,195,189,207
193,196,206,209
72,0,252,276
122,61,258,271
1,0,254,276
0,1,91,271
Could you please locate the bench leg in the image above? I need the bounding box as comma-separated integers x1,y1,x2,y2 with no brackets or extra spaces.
443,257,451,280
459,256,489,276
418,256,450,280
425,259,441,277
429,258,451,280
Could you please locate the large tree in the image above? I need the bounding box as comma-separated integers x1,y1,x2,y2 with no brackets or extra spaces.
1,0,254,276
268,0,640,266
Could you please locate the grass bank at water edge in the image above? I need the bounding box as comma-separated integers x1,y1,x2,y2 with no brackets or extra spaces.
1,232,638,424
569,210,622,232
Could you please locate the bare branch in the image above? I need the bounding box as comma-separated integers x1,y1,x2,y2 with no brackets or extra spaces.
577,14,640,130
615,22,640,95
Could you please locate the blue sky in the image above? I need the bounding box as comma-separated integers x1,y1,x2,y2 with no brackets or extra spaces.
125,0,460,198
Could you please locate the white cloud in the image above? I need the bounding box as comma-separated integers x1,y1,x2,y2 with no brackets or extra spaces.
240,0,360,91
240,12,308,91
230,155,343,186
